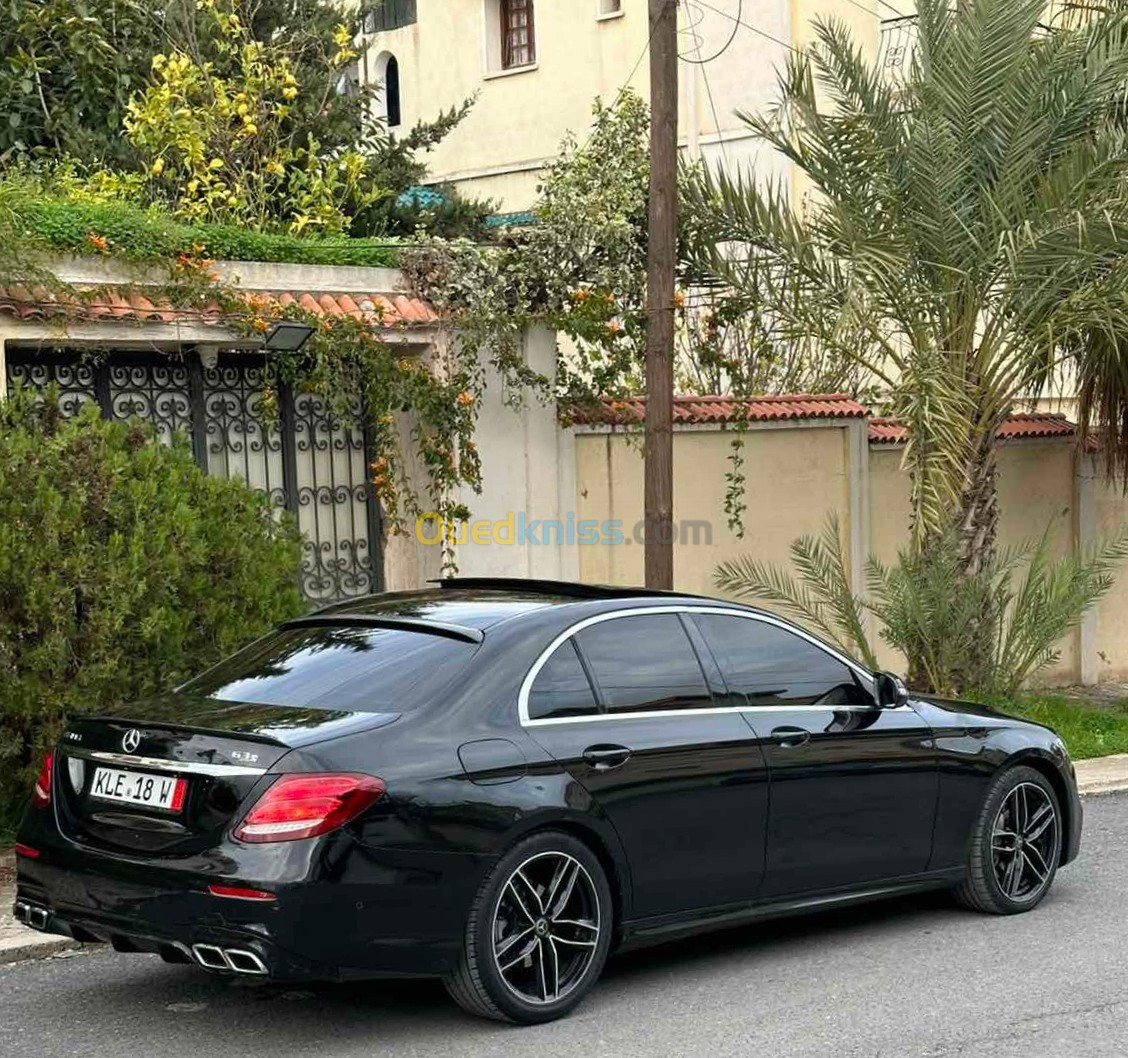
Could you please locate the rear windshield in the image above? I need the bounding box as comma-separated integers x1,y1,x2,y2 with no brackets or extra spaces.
180,624,477,712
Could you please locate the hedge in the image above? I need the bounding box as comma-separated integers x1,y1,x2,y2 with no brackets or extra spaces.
17,198,402,268
0,390,305,830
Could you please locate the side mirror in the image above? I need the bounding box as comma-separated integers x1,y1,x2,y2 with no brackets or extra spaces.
875,671,909,708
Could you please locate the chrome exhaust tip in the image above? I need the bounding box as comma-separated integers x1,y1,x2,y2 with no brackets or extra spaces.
191,943,229,970
13,900,30,924
191,943,268,975
224,949,268,975
25,905,49,931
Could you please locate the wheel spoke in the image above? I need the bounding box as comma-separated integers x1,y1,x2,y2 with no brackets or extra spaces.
547,859,581,920
1024,842,1050,880
1003,850,1024,896
515,868,546,915
496,925,535,961
1013,787,1028,833
505,879,539,924
1025,804,1054,843
536,938,559,1002
498,934,539,973
991,830,1018,852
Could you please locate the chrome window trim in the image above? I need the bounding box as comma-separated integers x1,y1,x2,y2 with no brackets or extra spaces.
64,748,267,777
518,605,890,727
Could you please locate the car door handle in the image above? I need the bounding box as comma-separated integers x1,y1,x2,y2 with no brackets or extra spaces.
770,726,811,749
582,745,632,771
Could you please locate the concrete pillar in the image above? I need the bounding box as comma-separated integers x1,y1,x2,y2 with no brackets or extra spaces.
846,418,872,639
1075,450,1099,685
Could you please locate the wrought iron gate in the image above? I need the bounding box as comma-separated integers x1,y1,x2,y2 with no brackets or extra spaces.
5,348,384,604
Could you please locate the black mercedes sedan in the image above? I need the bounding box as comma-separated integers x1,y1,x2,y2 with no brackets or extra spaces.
14,579,1081,1023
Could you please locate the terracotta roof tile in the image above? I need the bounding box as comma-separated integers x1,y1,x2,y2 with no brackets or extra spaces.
568,393,868,426
869,413,1077,444
0,285,437,331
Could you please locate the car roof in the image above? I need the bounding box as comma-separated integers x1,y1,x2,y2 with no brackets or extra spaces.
309,578,728,632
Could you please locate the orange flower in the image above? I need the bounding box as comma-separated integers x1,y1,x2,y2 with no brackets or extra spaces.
673,290,686,309
369,457,389,473
606,320,623,334
86,232,109,254
455,391,474,407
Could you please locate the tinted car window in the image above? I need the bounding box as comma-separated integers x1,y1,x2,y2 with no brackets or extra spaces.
575,615,712,713
180,624,476,712
527,640,599,720
694,614,871,706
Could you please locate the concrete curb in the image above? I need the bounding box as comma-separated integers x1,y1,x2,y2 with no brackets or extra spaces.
0,931,86,966
1075,753,1128,798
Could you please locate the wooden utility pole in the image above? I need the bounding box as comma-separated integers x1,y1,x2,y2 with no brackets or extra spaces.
645,0,678,589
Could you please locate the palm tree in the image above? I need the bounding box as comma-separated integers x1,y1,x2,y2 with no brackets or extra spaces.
684,0,1128,582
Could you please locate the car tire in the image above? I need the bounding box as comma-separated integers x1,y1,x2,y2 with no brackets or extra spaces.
444,830,614,1024
954,764,1063,915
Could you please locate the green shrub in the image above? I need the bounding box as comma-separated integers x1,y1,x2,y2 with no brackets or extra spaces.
0,389,304,828
17,197,401,267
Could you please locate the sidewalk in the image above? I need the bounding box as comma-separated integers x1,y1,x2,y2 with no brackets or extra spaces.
1074,753,1128,797
0,854,83,965
1,756,1126,967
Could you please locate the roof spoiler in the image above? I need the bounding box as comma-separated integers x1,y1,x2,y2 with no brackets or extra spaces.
282,614,484,644
432,577,698,601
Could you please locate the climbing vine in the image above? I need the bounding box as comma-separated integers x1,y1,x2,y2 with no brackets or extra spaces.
151,247,500,537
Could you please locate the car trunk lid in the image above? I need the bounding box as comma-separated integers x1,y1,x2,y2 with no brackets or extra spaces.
54,696,399,856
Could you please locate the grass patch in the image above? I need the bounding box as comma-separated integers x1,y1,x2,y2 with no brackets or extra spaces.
993,693,1128,760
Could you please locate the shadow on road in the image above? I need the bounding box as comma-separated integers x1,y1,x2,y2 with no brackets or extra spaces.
3,888,967,1055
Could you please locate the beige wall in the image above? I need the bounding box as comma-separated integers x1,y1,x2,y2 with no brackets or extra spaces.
575,423,852,597
572,424,1128,686
360,0,883,210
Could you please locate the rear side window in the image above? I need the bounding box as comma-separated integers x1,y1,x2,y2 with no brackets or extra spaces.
575,614,712,713
181,625,476,712
693,614,871,707
527,640,598,720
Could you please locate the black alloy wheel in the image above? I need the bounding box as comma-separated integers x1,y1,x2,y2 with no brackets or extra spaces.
955,765,1062,914
445,831,614,1023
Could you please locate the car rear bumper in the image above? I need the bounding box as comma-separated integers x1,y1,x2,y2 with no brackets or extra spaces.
13,822,491,980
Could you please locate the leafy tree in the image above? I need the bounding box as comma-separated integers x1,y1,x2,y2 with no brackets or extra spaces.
406,91,858,413
123,0,377,233
0,0,155,165
0,0,490,237
684,0,1128,591
0,390,304,828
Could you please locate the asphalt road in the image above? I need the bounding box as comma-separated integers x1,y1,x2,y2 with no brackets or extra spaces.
3,794,1127,1058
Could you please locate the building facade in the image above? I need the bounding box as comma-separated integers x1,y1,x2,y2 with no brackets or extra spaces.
360,0,883,210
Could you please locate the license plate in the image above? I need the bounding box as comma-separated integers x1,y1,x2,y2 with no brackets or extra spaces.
88,767,187,812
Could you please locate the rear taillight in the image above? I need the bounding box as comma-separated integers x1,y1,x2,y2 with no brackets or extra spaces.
31,752,53,809
208,884,277,901
233,773,385,843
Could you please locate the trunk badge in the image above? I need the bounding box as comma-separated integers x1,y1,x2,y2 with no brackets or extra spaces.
122,729,142,753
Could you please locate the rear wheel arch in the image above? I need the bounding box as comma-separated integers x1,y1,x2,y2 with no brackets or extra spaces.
542,820,629,937
496,816,631,934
